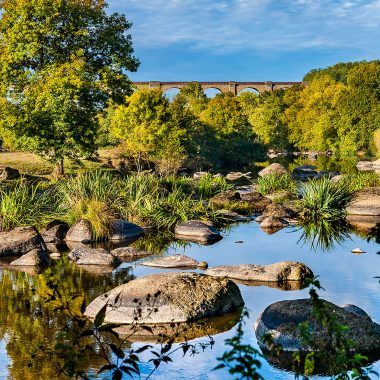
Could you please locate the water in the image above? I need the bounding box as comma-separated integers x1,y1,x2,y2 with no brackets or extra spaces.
0,220,379,379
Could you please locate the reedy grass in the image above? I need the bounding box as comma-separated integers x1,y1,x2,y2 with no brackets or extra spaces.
256,173,297,196
0,181,57,230
298,177,352,221
339,171,379,192
194,173,232,198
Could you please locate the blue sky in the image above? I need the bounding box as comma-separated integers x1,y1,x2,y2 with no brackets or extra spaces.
107,0,380,82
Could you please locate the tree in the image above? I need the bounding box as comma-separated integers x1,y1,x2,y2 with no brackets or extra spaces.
171,82,209,117
0,0,139,175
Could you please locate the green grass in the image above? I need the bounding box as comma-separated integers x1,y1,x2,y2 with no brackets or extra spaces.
256,173,297,196
339,171,379,192
194,173,232,198
298,177,352,221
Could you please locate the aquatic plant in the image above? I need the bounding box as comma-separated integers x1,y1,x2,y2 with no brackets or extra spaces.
298,177,352,220
256,173,297,196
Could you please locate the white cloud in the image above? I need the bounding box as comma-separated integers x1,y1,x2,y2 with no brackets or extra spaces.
108,0,380,54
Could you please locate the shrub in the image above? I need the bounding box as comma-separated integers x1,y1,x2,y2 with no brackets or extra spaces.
298,177,352,220
256,173,296,196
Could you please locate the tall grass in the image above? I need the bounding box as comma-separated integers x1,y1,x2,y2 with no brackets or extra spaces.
339,172,379,192
195,173,232,198
298,177,352,220
0,181,57,230
256,174,297,196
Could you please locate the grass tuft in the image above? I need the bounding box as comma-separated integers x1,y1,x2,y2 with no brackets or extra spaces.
256,174,296,196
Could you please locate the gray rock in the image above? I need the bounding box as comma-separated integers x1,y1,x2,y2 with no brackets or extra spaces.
142,254,202,269
109,219,144,241
85,272,244,324
0,166,20,180
263,203,296,219
110,247,153,261
10,249,51,267
41,220,69,241
260,217,289,228
0,226,46,257
215,209,250,222
206,261,313,283
346,192,380,216
258,163,288,177
175,220,222,244
255,299,380,353
226,172,252,185
341,304,371,320
68,247,121,267
66,219,93,242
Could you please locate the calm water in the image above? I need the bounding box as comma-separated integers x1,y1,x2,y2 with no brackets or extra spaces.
0,220,379,379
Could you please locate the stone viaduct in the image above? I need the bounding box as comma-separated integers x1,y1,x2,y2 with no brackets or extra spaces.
133,81,302,95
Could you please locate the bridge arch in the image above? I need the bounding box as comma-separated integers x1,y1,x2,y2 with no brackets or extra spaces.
163,87,181,101
204,87,222,98
237,87,260,96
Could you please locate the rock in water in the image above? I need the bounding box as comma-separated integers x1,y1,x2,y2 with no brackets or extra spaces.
206,261,313,282
260,217,289,228
41,220,69,241
68,247,121,267
258,163,288,177
85,272,244,324
175,220,222,244
142,254,202,269
346,190,380,216
255,299,380,353
110,247,153,261
65,219,93,242
10,249,51,267
0,226,46,257
109,219,144,241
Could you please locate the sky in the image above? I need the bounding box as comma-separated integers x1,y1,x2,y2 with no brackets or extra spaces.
107,0,380,82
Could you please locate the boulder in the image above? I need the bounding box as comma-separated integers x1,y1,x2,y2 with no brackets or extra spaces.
175,220,222,244
41,220,69,241
10,249,51,267
263,203,296,219
255,299,380,353
109,219,144,241
0,166,20,180
85,272,244,324
142,254,203,269
240,191,272,211
346,192,380,216
211,190,241,205
260,217,289,228
215,210,250,222
0,226,46,257
258,163,288,177
110,247,153,261
206,261,313,283
65,219,93,242
68,247,121,267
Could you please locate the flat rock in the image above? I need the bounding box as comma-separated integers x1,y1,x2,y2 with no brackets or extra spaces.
66,219,93,242
258,163,288,177
0,226,46,257
68,247,121,267
260,216,289,228
109,219,144,241
142,254,201,269
85,272,244,324
211,190,241,205
110,247,153,261
346,193,380,216
255,299,380,353
10,249,51,267
206,261,313,283
215,209,250,222
175,220,222,244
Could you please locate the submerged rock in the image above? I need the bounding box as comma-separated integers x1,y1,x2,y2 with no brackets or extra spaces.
65,219,93,242
0,226,46,257
68,247,121,267
10,249,51,267
110,246,153,261
206,261,313,283
85,272,244,324
142,254,205,269
255,299,380,353
258,163,288,177
175,220,222,244
109,219,144,241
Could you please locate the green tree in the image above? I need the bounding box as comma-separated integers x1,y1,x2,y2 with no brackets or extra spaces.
0,0,139,175
172,82,209,117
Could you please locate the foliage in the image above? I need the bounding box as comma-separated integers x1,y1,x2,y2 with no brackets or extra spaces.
0,180,57,229
0,0,139,174
298,177,352,220
195,173,232,198
339,172,380,193
256,173,296,196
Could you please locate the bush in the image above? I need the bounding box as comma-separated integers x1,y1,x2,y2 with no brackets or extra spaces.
298,177,352,220
256,173,296,196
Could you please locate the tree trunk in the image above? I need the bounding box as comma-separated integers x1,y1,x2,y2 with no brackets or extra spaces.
52,158,64,178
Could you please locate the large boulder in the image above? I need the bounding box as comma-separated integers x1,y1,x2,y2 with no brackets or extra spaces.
41,220,69,242
258,163,288,177
260,216,289,229
175,220,222,244
239,191,272,212
255,299,380,353
206,261,313,283
68,247,121,267
85,272,244,324
110,247,153,261
142,254,205,269
65,219,93,242
0,226,46,257
346,190,380,216
10,249,51,267
0,166,20,180
109,219,144,241
262,203,296,219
